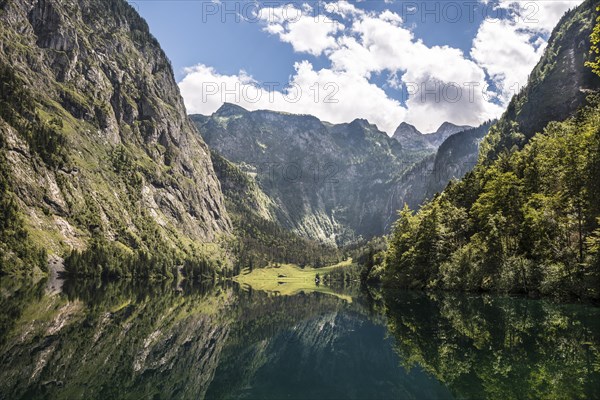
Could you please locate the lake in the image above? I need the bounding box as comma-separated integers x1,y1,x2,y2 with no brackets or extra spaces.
0,277,598,399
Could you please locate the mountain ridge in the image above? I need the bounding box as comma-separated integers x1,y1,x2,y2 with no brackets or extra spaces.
192,105,481,245
0,0,231,274
392,120,473,152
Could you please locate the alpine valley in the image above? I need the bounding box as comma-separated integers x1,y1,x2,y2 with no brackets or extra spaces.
1,0,600,399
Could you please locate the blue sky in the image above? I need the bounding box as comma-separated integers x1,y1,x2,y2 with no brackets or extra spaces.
129,0,582,134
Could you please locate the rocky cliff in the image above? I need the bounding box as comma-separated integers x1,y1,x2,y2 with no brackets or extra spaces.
193,106,474,245
392,121,472,153
0,0,231,269
425,121,494,197
480,0,600,161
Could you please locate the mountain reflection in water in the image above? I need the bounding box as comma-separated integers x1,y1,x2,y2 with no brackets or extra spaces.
0,278,598,399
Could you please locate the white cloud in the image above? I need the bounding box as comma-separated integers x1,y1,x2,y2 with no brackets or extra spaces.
327,1,365,18
329,35,378,77
179,62,406,135
401,44,504,131
472,0,582,104
494,0,583,33
471,18,546,103
180,0,583,134
179,64,256,115
378,10,403,24
326,12,502,131
258,5,343,56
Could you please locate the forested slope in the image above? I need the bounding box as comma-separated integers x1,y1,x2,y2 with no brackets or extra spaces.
383,1,600,300
0,0,231,277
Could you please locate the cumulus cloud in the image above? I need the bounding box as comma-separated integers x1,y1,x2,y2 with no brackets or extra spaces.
258,5,343,56
327,8,502,131
493,0,583,33
472,0,583,104
400,44,504,131
179,0,582,134
471,18,546,103
179,61,406,134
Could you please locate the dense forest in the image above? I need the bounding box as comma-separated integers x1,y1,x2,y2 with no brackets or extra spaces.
383,96,600,300
380,4,600,301
356,98,596,299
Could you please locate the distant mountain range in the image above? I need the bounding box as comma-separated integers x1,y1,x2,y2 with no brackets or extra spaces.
193,105,482,245
392,121,473,152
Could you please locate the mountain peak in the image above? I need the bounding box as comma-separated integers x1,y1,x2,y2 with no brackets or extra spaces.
349,118,373,129
432,121,473,137
399,121,419,129
215,102,248,117
436,121,458,131
392,122,422,139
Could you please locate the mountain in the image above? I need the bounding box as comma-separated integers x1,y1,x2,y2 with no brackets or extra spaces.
391,122,428,152
392,121,472,152
209,150,342,268
0,0,230,275
383,0,600,300
424,121,494,197
384,122,492,214
193,105,481,245
192,105,444,245
480,0,600,161
428,122,474,148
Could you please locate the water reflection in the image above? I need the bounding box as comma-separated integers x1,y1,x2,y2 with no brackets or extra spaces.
383,291,600,400
0,278,598,399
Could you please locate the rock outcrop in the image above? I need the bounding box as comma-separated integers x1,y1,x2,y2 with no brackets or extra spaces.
0,0,231,260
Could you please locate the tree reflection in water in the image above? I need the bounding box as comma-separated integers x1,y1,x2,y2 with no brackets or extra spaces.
0,278,598,399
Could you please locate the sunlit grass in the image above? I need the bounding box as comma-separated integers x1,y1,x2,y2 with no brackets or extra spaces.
233,260,354,302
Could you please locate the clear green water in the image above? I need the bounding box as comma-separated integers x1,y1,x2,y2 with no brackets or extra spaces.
0,278,598,399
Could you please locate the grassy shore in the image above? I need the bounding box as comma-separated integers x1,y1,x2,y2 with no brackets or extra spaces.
233,259,354,302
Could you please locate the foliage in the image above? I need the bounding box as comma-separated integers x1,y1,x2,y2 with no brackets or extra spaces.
320,263,362,293
0,137,47,276
384,101,600,300
63,237,225,282
383,290,600,400
585,6,600,76
211,151,343,270
345,236,387,284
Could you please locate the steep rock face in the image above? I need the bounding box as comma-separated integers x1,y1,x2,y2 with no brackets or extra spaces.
425,122,493,197
0,0,230,256
480,0,600,161
388,154,436,211
193,106,430,244
209,150,342,268
391,122,430,152
392,121,472,152
515,2,599,138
